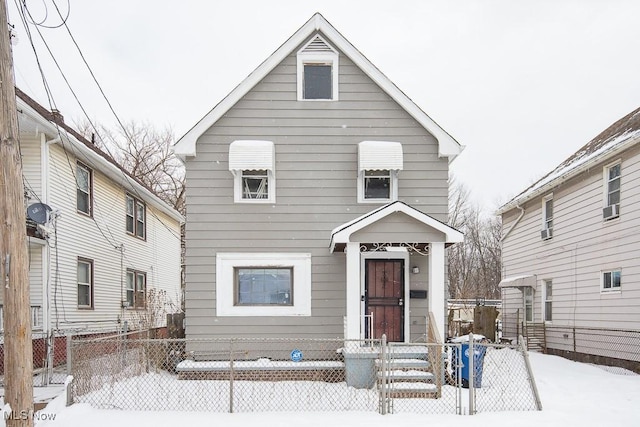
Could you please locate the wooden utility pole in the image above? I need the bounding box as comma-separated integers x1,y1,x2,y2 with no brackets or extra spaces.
0,0,34,425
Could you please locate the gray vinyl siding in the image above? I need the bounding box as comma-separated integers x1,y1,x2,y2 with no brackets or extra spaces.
185,34,448,340
501,142,640,346
351,213,447,243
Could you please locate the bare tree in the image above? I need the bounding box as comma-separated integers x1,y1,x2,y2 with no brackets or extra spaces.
76,120,185,214
448,176,502,300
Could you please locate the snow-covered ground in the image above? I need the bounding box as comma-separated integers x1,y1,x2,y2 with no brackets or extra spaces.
21,352,640,426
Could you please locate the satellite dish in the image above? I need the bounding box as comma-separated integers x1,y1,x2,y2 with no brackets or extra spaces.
27,203,52,225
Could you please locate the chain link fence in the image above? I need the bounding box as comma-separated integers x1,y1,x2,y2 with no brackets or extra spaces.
0,327,166,388
69,334,541,414
544,326,640,373
0,330,70,387
471,342,541,413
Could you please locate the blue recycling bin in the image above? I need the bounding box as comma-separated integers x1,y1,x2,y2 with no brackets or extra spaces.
452,342,487,388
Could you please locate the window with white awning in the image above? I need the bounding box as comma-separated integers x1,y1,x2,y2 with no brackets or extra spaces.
357,141,403,203
228,140,276,203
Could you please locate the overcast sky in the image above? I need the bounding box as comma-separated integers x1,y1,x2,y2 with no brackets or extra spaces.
8,0,640,213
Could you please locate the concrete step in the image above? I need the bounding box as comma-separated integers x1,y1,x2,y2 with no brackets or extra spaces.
387,345,429,360
379,369,435,382
385,381,439,398
376,358,430,370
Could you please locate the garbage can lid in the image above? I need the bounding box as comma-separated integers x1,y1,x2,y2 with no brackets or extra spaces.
450,334,486,343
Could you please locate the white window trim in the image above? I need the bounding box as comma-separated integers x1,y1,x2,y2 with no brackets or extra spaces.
233,170,276,203
523,287,534,322
229,140,276,204
357,140,402,203
357,169,399,203
542,279,552,323
76,162,92,216
540,194,553,240
216,253,311,316
601,269,621,293
541,194,553,229
77,258,93,308
296,35,339,101
603,160,621,208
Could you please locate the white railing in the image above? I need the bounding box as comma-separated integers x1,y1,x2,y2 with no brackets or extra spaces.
361,312,374,347
0,305,43,332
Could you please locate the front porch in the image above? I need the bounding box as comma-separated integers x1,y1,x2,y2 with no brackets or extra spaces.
330,201,463,343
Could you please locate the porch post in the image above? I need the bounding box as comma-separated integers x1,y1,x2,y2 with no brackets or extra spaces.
345,242,360,340
428,242,446,341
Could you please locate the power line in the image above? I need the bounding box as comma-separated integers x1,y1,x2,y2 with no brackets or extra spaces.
16,0,182,243
21,0,70,29
15,0,122,249
48,0,182,240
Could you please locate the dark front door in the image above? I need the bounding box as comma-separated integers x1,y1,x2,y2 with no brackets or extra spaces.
365,259,404,342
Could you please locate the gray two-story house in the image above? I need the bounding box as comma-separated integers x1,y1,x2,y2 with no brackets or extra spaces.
174,13,463,346
499,106,640,368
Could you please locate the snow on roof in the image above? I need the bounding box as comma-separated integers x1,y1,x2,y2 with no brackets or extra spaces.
500,107,640,213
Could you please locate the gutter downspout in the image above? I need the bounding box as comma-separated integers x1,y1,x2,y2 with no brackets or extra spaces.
501,205,525,242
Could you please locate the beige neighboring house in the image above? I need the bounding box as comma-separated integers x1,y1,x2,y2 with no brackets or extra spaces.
499,107,640,366
5,88,183,336
174,13,464,351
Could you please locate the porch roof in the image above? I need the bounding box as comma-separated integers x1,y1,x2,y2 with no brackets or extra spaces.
498,275,537,291
329,201,463,253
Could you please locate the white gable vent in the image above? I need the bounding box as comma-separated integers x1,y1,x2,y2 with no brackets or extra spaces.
228,140,275,172
358,141,404,171
301,35,336,54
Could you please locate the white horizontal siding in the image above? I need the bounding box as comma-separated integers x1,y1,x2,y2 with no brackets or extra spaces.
43,142,181,333
21,135,42,201
502,143,640,342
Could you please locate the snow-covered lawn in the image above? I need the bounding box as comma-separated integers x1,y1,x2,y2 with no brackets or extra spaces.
26,352,640,426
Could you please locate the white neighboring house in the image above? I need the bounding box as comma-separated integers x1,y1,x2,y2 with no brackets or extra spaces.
5,88,184,336
499,106,640,364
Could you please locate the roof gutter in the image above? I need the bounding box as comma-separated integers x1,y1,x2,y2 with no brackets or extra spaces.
18,99,184,224
498,134,640,215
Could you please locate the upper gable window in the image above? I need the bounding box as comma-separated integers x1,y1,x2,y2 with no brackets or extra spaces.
304,64,332,99
357,141,403,203
297,35,339,101
229,140,276,203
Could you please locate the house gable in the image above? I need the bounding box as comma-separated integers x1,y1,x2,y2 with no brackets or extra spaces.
500,107,640,214
173,13,463,161
330,201,462,252
181,16,461,343
350,212,447,244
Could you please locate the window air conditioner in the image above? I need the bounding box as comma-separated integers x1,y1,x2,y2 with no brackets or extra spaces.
603,203,620,220
540,228,553,240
